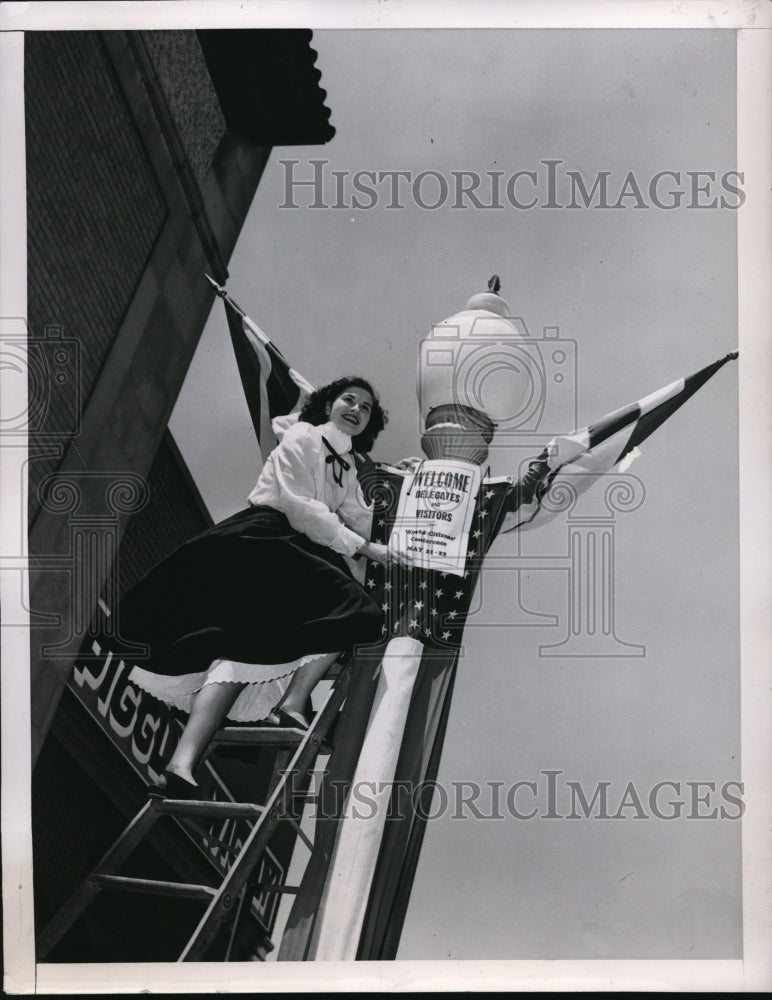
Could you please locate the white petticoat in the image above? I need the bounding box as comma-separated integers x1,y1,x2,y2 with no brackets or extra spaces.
128,652,328,722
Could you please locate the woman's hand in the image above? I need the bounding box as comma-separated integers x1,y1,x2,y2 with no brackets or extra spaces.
393,456,424,473
359,540,412,570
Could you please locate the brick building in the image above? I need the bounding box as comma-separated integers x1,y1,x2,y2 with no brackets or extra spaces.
26,28,333,961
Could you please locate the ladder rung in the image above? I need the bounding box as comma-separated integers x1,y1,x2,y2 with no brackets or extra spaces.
254,883,300,895
154,800,265,819
211,727,305,748
90,874,217,901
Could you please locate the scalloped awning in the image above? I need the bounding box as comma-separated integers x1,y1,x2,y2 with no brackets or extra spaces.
196,28,335,146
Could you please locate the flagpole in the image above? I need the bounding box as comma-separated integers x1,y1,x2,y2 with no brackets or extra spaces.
205,273,248,319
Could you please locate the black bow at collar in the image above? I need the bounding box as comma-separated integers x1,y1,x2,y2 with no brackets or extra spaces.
322,436,351,486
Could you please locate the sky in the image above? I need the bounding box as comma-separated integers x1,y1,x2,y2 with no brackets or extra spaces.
170,28,742,961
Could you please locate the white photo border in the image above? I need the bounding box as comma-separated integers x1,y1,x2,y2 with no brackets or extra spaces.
1,1,770,993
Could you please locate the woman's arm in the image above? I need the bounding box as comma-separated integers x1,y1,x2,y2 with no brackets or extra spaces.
267,424,367,556
337,478,373,541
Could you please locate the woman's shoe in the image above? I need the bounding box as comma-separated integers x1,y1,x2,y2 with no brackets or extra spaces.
267,707,310,731
148,769,201,800
267,706,335,754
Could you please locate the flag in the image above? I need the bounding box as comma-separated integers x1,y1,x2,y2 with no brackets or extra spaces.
500,351,739,533
207,275,314,455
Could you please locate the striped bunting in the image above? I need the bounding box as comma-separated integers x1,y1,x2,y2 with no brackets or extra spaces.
208,277,383,470
502,352,738,532
208,276,313,455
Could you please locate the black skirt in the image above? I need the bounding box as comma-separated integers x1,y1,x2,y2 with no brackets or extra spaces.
118,505,383,677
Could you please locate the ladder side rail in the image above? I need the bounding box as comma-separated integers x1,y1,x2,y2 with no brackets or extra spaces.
178,664,352,961
222,886,250,962
220,739,321,968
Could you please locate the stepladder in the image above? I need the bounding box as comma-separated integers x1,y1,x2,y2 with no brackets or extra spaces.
36,657,352,962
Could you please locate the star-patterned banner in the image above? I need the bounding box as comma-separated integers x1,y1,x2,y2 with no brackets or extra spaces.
359,467,520,654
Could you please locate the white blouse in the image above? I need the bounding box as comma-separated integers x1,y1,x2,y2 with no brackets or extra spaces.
247,418,372,558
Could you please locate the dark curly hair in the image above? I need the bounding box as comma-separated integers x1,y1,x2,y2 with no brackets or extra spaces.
299,376,388,453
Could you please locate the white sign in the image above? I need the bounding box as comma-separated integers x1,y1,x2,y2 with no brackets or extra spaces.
390,459,481,576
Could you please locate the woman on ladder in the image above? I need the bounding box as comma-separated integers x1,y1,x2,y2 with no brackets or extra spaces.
121,376,407,798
